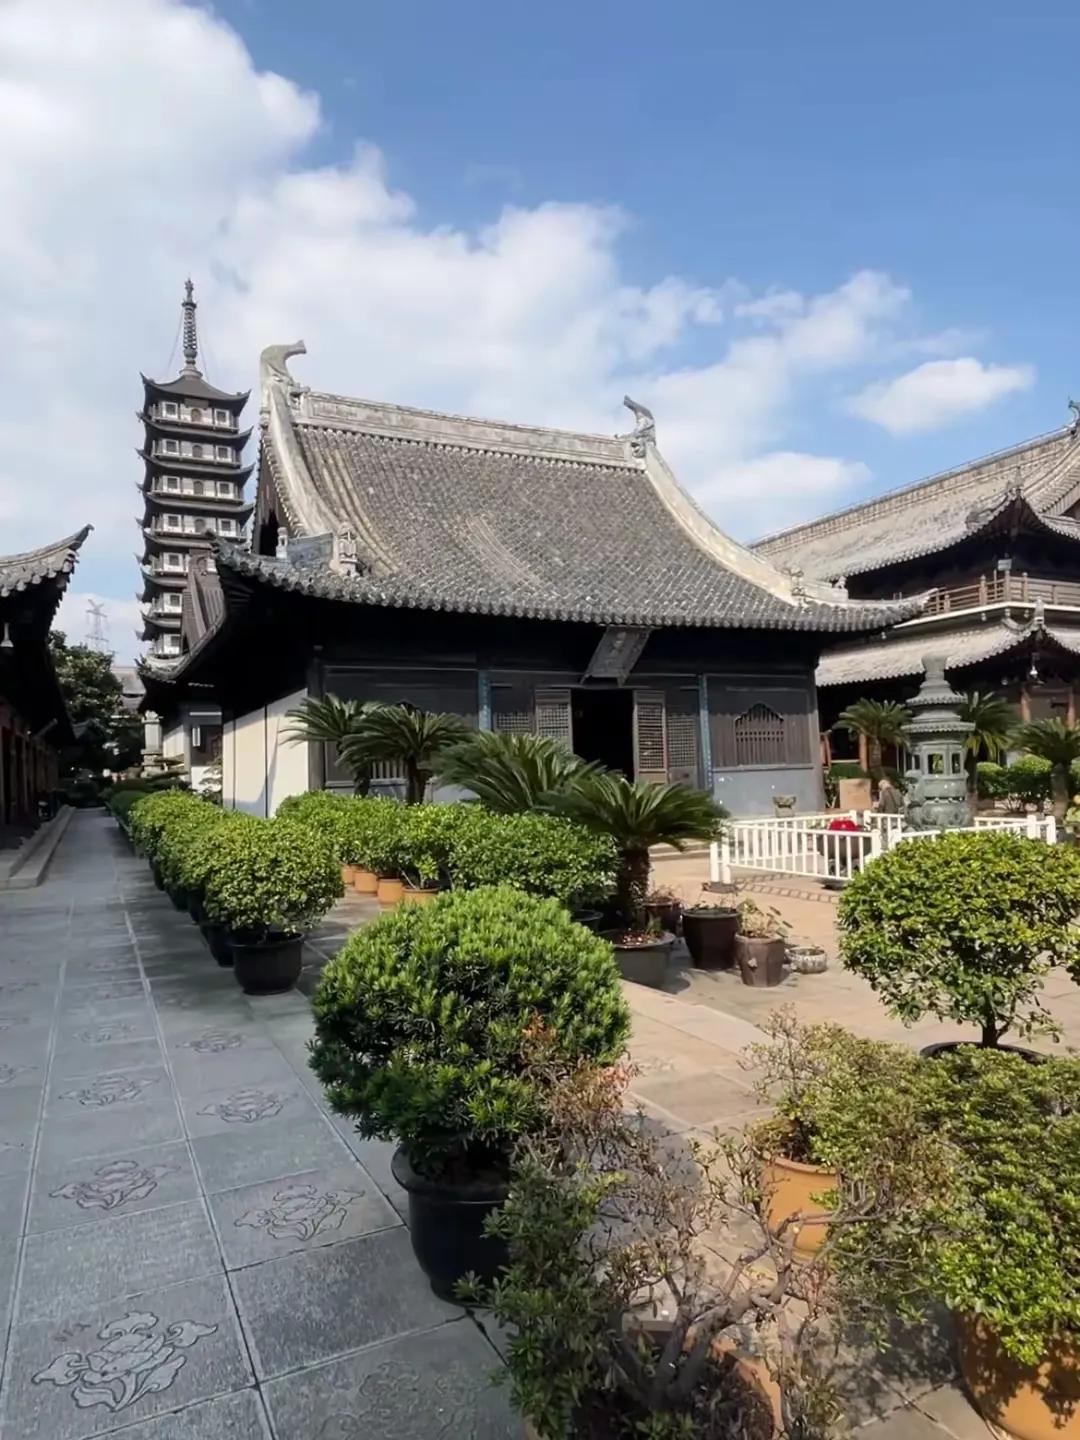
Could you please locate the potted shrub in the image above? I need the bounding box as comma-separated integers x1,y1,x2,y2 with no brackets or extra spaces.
1004,754,1053,813
469,1055,916,1439
397,803,468,903
746,1009,935,1258
1011,718,1080,823
154,797,223,918
353,798,407,905
681,897,738,969
871,1048,1080,1440
838,829,1080,1052
128,789,204,891
176,811,258,966
734,899,789,987
448,808,616,913
201,818,343,994
555,774,723,989
309,885,629,1298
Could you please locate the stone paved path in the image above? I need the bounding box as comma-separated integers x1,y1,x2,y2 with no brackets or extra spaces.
0,812,515,1440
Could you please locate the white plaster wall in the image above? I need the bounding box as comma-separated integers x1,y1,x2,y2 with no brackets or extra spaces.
265,688,309,815
230,705,268,816
222,719,236,809
162,723,185,759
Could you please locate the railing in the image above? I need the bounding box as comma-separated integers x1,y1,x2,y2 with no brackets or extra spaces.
711,811,1057,886
921,573,1080,615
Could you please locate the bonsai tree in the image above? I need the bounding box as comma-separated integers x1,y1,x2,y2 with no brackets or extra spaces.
201,817,343,939
838,829,1080,1047
309,885,630,1179
469,1055,932,1439
438,730,603,812
282,695,380,795
341,703,469,803
834,699,912,785
957,690,1014,793
1011,717,1080,821
554,774,724,932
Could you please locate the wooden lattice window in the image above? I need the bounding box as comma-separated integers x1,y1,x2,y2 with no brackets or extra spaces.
535,688,572,745
733,704,785,767
633,690,667,780
666,711,699,773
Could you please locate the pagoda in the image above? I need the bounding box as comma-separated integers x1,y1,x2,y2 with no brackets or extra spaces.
137,282,252,658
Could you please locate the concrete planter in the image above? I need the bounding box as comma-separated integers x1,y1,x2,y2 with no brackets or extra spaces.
735,934,786,987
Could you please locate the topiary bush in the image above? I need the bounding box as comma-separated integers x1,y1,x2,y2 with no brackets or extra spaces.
276,790,356,861
201,817,343,938
107,787,152,826
129,789,206,862
1005,753,1052,806
974,761,1007,799
309,885,631,1177
838,830,1080,1046
155,796,228,893
448,808,616,909
174,808,258,901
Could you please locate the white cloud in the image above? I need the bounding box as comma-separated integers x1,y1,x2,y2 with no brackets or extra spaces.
846,357,1035,435
0,0,1034,661
55,591,144,654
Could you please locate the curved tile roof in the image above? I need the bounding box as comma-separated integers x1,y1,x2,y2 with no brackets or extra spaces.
755,427,1080,582
251,374,924,633
0,526,91,598
816,617,1080,687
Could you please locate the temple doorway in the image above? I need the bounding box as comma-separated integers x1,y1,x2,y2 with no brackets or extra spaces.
571,688,635,777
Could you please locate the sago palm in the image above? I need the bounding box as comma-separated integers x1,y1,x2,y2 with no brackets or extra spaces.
438,731,604,813
835,699,912,779
957,690,1016,793
1010,717,1080,821
554,773,725,931
281,695,379,795
342,703,470,804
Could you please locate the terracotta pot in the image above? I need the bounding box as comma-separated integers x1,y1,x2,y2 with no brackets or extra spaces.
761,1154,838,1258
341,863,357,887
735,934,786,987
401,886,441,905
376,876,405,906
353,867,379,895
957,1315,1080,1440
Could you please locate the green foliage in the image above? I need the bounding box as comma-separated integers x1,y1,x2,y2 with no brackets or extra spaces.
1004,753,1052,805
839,830,1080,1044
438,731,602,812
895,1049,1080,1366
128,789,206,861
173,809,258,899
276,790,357,861
396,802,473,888
1012,717,1080,816
341,703,470,803
449,807,616,908
957,691,1014,764
106,787,154,824
553,773,724,928
154,798,228,892
828,760,869,780
747,1008,929,1173
974,761,1007,799
282,695,377,794
834,699,912,777
201,817,343,938
309,886,630,1175
48,632,144,776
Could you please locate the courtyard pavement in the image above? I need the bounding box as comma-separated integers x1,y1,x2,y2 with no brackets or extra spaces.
0,812,516,1440
0,813,1019,1438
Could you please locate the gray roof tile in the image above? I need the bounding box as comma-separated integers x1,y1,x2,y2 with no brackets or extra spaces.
817,618,1080,687
0,526,91,598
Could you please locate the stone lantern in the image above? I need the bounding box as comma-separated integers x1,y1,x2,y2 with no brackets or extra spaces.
904,655,974,830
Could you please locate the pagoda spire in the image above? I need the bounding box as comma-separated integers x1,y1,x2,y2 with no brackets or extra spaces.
180,278,200,375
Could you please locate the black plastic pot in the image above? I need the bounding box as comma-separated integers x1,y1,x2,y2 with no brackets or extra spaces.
390,1146,509,1299
571,908,604,932
189,895,206,925
151,860,165,891
601,929,676,988
168,887,190,913
229,932,304,995
682,908,737,969
735,934,786,987
200,923,234,967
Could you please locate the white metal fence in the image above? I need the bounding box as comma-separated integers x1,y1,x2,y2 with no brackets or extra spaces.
711,810,1057,886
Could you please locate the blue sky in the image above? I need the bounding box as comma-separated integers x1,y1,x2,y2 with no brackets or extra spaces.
2,0,1078,656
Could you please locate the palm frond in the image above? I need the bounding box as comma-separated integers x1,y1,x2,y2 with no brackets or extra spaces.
957,691,1016,762
552,772,725,851
834,699,913,744
341,704,471,802
438,732,603,812
1010,718,1080,768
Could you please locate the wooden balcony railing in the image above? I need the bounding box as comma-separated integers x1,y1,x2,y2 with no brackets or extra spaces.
920,573,1080,615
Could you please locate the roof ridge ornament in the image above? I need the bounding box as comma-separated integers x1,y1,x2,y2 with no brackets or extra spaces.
1068,398,1080,436
259,341,308,404
180,279,200,376
622,395,656,456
